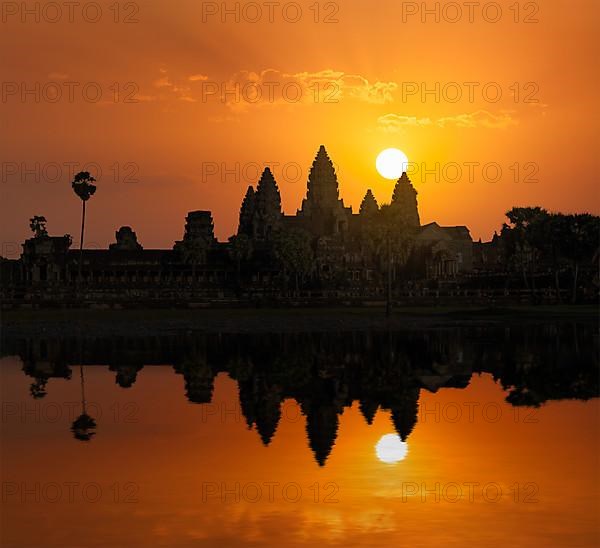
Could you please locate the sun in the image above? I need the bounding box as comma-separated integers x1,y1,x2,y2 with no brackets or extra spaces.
375,433,409,464
376,148,409,180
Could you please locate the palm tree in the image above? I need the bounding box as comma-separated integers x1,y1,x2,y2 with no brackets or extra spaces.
71,171,97,283
71,365,96,441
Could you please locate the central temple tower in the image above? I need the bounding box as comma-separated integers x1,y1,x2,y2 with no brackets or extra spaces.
297,145,351,236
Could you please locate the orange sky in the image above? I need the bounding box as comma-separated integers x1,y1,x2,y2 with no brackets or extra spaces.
1,0,599,255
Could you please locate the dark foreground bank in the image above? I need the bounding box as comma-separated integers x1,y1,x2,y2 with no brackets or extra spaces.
1,305,597,338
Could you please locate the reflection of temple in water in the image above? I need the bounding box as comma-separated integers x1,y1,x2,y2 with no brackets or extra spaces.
3,324,598,465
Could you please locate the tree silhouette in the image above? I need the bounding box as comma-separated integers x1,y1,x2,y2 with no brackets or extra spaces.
363,205,415,314
30,377,48,399
542,213,569,301
29,216,48,238
228,233,253,291
501,208,599,302
554,214,600,302
273,229,314,293
71,171,97,283
501,207,549,298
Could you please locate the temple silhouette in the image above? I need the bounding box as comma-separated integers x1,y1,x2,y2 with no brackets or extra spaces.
6,325,598,465
2,145,597,306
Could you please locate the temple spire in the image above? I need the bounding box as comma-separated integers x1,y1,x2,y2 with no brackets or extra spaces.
359,189,379,216
303,145,340,210
237,186,256,236
389,391,420,442
254,167,282,239
359,398,379,425
390,173,420,227
297,146,351,236
305,402,340,467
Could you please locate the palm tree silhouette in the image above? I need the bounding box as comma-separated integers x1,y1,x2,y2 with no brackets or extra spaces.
71,365,96,441
71,171,97,283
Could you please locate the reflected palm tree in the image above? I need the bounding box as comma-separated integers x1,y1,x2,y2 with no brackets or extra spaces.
71,365,96,442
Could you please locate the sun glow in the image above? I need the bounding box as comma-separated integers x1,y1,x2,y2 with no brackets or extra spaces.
376,148,409,180
375,434,409,464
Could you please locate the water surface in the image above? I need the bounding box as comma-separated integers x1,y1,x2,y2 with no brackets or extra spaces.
1,325,598,547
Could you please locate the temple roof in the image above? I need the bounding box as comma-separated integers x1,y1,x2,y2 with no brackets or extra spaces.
419,223,472,241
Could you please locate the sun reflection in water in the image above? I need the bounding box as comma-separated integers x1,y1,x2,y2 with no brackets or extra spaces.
375,434,408,464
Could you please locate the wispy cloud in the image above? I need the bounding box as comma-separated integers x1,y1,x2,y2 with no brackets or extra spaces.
217,68,397,110
153,76,173,88
378,114,433,132
188,74,209,82
151,70,197,102
135,67,398,109
378,110,517,132
436,110,517,129
289,70,397,105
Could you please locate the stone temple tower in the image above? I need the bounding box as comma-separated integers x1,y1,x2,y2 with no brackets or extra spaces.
390,172,420,227
253,167,282,240
173,211,216,263
298,145,350,236
237,186,256,237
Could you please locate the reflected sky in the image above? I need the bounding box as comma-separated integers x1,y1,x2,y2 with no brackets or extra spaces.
1,326,599,547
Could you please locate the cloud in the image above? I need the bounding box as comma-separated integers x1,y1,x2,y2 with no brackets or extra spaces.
436,110,517,129
151,69,197,102
153,76,173,88
285,69,397,105
377,114,433,132
142,67,398,110
378,110,517,132
218,68,398,110
335,73,398,104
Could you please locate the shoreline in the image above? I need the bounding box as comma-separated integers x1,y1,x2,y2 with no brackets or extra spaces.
1,305,597,338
